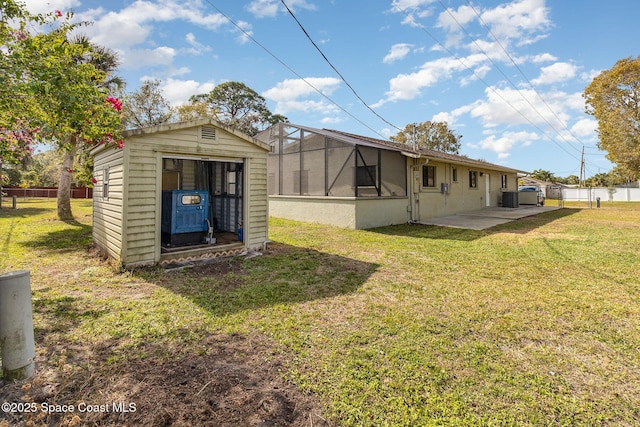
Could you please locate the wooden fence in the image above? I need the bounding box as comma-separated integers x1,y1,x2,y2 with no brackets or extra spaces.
1,186,93,199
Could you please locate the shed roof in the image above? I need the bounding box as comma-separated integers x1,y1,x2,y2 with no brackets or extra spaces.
271,124,528,174
92,118,271,156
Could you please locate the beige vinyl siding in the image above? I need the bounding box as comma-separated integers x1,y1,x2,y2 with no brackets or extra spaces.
92,147,125,263
245,156,269,247
123,145,158,265
121,124,269,266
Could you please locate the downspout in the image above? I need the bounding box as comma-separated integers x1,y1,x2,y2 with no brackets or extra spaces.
401,151,424,223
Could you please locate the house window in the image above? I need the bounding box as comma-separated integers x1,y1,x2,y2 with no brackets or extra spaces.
357,165,376,187
103,168,109,200
422,165,436,187
452,167,458,182
501,174,508,189
469,171,478,188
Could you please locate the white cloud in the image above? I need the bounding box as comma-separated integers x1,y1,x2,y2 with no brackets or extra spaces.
183,33,212,56
436,5,477,47
123,47,177,70
383,43,414,64
379,54,487,104
468,86,576,130
570,118,597,137
71,1,230,69
531,62,577,86
159,78,216,106
530,53,557,63
581,69,602,83
262,77,341,115
390,0,437,27
246,0,280,18
475,130,540,156
246,0,316,18
320,116,344,125
23,0,80,14
479,0,551,45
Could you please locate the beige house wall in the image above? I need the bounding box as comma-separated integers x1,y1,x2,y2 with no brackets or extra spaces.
412,159,519,222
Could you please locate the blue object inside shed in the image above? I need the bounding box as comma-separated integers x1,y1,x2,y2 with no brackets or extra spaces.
161,190,209,247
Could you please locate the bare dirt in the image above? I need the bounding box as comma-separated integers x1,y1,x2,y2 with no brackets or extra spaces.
1,332,331,426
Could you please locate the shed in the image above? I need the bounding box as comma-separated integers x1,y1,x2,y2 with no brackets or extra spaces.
91,118,270,267
257,123,526,229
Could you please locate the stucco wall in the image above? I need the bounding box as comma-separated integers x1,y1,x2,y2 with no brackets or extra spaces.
269,196,409,229
413,160,519,220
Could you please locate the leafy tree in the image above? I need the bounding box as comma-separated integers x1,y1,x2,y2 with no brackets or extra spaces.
565,175,580,185
1,2,124,218
587,172,610,187
122,79,174,129
584,56,640,181
176,100,216,122
188,81,287,136
23,149,62,186
0,162,22,185
51,35,123,220
390,121,462,154
530,169,555,182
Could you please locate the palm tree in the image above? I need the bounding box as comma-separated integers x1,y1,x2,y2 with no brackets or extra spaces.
56,36,123,220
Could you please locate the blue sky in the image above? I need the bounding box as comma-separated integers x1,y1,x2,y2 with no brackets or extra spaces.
24,0,640,177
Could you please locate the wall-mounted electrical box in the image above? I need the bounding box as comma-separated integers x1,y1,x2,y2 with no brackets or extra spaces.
440,182,449,193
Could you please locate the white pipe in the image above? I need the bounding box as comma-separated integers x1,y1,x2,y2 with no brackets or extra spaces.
0,270,36,380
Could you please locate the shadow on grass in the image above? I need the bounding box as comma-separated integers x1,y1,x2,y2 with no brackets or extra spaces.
369,208,579,241
32,294,107,341
0,206,49,218
21,220,92,252
148,242,378,317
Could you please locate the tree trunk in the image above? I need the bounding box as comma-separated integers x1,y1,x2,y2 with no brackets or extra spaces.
57,136,77,220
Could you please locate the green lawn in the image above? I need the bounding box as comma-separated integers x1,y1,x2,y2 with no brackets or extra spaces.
1,199,639,426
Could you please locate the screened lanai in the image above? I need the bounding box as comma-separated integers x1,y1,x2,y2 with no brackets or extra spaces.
263,123,407,198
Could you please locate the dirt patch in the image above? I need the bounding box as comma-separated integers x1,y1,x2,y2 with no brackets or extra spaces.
1,333,331,427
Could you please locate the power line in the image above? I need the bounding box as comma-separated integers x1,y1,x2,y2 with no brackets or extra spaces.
437,0,583,155
391,2,583,163
201,0,390,139
463,0,586,154
279,0,403,133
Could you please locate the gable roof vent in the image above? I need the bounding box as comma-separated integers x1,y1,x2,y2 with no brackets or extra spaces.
201,126,217,140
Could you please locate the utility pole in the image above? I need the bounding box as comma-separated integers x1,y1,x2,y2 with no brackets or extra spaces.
579,146,585,187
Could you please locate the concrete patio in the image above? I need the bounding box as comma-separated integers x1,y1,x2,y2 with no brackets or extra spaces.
416,205,562,230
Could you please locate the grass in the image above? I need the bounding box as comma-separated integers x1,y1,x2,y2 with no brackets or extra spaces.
1,198,639,426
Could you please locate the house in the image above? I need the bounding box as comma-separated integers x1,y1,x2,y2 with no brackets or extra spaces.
257,123,526,229
91,118,270,268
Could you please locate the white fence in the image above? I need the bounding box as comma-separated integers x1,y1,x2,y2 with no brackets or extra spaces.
561,187,640,202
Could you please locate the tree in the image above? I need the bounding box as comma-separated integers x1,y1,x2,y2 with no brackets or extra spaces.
52,35,123,220
390,121,462,153
1,2,124,218
187,81,286,136
584,56,640,181
176,99,216,122
122,79,174,129
587,172,610,187
530,169,555,182
564,175,580,185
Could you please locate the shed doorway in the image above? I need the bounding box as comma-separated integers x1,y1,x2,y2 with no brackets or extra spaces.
161,157,244,251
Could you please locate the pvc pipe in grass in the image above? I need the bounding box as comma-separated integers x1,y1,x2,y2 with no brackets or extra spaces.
0,270,35,381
